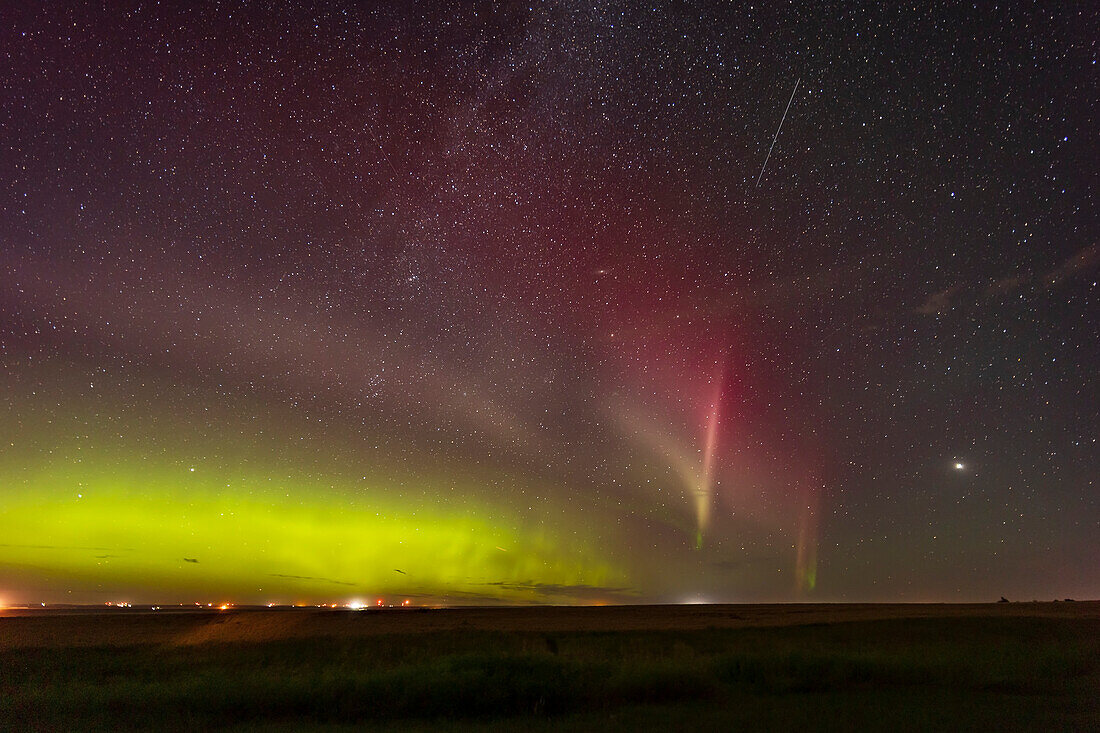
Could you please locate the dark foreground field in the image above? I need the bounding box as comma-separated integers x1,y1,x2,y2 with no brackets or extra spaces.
1,603,1097,731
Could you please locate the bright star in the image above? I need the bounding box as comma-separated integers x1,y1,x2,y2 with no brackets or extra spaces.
953,462,965,471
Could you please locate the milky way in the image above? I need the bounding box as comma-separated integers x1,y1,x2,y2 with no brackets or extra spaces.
1,3,1096,605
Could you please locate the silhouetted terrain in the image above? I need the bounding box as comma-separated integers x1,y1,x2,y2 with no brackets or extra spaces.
2,603,1097,730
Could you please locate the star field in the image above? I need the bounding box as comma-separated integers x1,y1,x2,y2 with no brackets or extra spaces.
0,3,1096,605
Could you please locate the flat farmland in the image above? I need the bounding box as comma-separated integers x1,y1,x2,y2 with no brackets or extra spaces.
2,603,1097,730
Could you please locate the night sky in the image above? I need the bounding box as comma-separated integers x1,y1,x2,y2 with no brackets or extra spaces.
1,3,1096,606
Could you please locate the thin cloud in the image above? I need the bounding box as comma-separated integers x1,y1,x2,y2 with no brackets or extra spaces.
915,243,1098,315
268,573,357,587
1043,243,1099,285
481,581,637,600
915,284,965,315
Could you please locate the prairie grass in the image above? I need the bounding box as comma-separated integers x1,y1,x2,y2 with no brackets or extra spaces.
1,616,1096,730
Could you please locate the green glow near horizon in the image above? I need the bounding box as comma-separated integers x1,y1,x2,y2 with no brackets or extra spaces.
0,364,631,605
0,458,626,605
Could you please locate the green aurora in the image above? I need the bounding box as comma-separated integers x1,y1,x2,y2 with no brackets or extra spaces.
0,363,628,606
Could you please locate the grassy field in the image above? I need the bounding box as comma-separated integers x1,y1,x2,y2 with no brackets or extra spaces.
1,604,1097,731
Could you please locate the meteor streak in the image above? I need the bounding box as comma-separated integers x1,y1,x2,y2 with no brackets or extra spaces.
756,77,801,188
